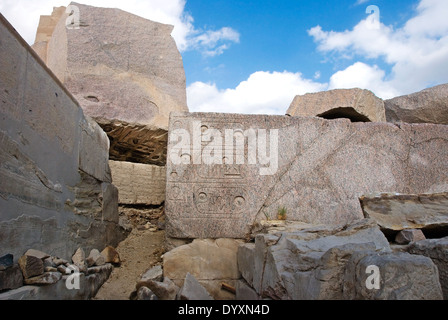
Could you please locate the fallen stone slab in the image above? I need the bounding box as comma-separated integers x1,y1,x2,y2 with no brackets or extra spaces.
101,246,121,264
408,237,448,299
385,83,448,125
287,88,386,122
360,192,448,235
24,249,50,261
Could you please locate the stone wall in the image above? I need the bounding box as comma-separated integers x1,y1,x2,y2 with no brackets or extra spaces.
165,112,448,239
0,13,126,263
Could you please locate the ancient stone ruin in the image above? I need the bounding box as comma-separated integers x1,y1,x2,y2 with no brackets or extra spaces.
1,3,448,301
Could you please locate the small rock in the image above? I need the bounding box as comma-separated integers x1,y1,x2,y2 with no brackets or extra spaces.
18,255,44,279
24,249,50,260
72,248,87,273
146,277,180,300
53,257,69,266
87,264,113,275
0,265,23,291
101,246,121,264
0,254,13,271
44,266,58,272
24,272,62,286
149,227,158,232
136,287,158,300
177,273,213,300
136,265,163,290
43,257,56,269
395,229,426,244
57,265,71,275
86,249,106,267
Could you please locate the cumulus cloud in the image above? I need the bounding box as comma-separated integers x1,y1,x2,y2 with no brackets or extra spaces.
187,71,327,115
308,0,448,97
0,0,239,55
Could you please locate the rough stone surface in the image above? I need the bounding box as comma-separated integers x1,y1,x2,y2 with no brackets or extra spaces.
395,229,426,245
177,273,213,300
163,239,243,282
24,272,62,286
109,160,166,206
360,192,448,233
408,237,448,299
136,286,158,300
166,112,448,239
36,3,188,166
287,88,386,122
72,248,87,273
238,219,391,300
18,255,44,279
0,254,13,271
343,251,443,300
385,84,448,124
146,277,179,300
0,265,24,291
86,249,106,267
0,13,124,263
136,265,163,291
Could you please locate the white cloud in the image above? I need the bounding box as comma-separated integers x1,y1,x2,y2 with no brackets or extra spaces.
308,0,448,97
0,0,239,55
355,0,370,5
187,71,327,115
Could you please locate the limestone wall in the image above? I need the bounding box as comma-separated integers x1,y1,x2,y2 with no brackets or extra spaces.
0,13,125,263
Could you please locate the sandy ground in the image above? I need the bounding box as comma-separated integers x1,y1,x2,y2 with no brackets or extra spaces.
93,228,166,300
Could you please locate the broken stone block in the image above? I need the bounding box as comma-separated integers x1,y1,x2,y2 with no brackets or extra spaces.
385,83,448,124
287,88,386,122
146,277,180,300
101,246,121,264
24,249,50,261
177,273,213,301
86,249,106,268
24,272,62,286
408,237,448,299
343,251,443,300
0,265,23,291
136,287,158,301
136,265,163,291
360,192,448,235
72,248,87,273
0,254,13,271
395,229,426,244
18,255,44,279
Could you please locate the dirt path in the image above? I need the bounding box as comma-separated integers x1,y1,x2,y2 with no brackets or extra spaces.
93,229,165,300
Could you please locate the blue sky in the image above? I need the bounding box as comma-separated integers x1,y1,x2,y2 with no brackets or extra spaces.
1,0,448,115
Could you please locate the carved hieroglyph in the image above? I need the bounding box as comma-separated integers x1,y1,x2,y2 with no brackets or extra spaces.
166,112,448,239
